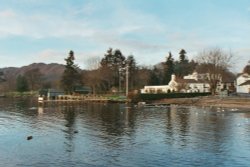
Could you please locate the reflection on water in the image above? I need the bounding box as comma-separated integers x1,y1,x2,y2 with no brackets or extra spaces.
0,98,250,167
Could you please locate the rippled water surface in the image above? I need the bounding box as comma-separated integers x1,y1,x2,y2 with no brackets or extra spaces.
0,98,250,167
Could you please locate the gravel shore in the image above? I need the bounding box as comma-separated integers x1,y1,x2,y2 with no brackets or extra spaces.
154,96,250,109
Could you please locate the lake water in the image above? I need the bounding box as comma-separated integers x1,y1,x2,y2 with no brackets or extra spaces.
0,98,250,167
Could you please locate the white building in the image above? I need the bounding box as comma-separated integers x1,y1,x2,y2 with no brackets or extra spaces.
182,72,210,93
182,79,210,93
141,73,210,94
237,73,250,93
184,71,208,80
140,85,172,94
236,61,250,94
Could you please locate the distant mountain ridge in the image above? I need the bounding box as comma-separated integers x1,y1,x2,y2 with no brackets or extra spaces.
0,63,65,82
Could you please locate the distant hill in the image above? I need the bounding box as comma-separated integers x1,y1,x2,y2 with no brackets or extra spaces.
0,63,65,85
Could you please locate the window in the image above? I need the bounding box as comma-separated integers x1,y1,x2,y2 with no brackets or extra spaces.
157,89,163,93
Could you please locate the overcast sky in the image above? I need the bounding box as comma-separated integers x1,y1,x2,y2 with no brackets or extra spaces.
0,0,250,72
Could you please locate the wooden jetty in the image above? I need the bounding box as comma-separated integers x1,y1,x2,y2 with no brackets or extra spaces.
38,95,129,104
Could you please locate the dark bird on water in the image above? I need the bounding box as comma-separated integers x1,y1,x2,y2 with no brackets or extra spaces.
27,136,33,140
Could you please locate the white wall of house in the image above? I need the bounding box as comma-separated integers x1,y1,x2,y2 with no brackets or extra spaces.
141,75,178,94
236,74,250,93
140,85,172,94
237,84,250,93
187,83,210,93
237,75,248,85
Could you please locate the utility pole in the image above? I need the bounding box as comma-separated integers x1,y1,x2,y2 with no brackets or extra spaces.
126,64,129,97
119,68,121,95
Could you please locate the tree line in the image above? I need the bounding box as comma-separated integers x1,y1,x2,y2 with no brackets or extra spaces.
0,47,235,95
62,48,235,95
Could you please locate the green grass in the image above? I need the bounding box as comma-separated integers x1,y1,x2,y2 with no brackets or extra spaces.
5,91,38,97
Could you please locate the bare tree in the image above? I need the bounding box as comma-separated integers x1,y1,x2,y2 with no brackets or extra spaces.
196,48,234,95
135,66,151,89
24,68,43,91
1,71,16,92
82,69,102,94
85,56,101,70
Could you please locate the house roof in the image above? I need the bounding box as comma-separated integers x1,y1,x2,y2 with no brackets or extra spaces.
221,75,236,83
176,78,209,84
239,80,250,86
183,79,198,83
74,86,91,92
237,73,250,78
221,78,234,83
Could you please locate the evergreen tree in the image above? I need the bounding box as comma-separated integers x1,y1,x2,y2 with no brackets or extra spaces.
175,49,194,77
179,49,188,63
163,52,175,84
16,75,29,92
100,48,126,89
149,67,161,85
61,50,81,94
187,59,198,74
126,55,137,89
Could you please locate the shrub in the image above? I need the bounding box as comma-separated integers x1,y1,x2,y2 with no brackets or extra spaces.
139,92,211,101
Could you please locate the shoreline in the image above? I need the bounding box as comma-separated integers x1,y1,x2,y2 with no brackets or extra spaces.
152,96,250,109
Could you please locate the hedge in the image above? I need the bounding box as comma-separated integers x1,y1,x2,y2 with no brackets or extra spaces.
139,92,211,101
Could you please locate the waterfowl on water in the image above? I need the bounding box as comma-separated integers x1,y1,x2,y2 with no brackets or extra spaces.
27,136,33,140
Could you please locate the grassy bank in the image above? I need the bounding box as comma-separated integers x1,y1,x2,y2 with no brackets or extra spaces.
4,91,38,98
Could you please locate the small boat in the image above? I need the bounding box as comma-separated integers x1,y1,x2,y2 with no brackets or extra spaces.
138,102,170,108
0,94,6,98
38,96,44,103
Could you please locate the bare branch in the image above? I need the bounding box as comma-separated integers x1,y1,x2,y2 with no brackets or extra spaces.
195,48,234,95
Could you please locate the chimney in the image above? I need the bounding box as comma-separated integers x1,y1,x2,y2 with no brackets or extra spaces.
171,74,176,81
